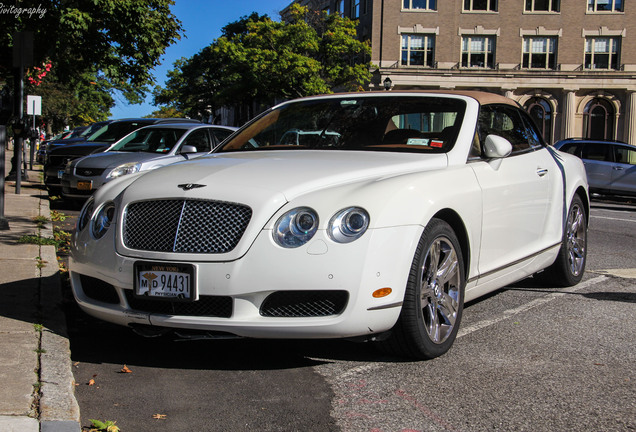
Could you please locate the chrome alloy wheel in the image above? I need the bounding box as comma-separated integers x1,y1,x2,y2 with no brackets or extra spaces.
566,202,586,277
419,236,461,344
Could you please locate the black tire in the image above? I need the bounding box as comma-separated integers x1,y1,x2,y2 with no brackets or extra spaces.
380,219,465,360
539,194,587,287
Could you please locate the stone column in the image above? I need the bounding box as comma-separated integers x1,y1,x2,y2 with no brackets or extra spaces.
624,91,636,146
561,90,576,140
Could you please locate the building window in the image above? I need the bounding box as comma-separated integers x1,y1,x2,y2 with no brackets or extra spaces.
585,37,620,70
463,0,498,12
587,0,624,11
337,0,345,14
525,97,553,144
401,34,435,67
583,98,614,140
461,36,495,68
351,0,360,17
522,37,557,69
525,0,560,12
403,0,437,10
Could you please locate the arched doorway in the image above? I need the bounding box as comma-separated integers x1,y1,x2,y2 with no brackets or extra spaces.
524,97,553,143
583,98,614,140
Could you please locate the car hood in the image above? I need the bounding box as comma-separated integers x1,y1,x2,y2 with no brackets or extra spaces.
121,150,448,203
50,142,110,156
114,150,448,260
76,151,174,169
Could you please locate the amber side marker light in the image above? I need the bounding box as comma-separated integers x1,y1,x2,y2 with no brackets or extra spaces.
372,288,392,298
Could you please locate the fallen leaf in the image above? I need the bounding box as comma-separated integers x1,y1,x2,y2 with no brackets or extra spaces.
88,379,96,386
152,414,167,420
120,365,132,373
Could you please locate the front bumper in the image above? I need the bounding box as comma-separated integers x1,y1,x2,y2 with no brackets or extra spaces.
70,224,422,339
61,172,106,199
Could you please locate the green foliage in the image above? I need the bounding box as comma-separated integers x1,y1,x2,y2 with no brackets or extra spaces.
144,105,186,118
154,4,372,123
50,210,67,222
0,0,183,125
89,419,120,432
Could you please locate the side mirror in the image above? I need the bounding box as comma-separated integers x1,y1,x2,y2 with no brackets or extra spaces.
484,135,512,159
180,145,198,154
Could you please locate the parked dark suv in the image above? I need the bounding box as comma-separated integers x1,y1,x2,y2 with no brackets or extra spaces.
44,118,200,193
554,138,636,198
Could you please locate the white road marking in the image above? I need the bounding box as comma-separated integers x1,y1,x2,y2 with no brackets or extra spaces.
593,268,636,279
591,215,636,223
457,275,607,339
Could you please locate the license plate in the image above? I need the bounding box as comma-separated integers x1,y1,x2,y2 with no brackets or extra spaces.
77,181,92,191
134,262,196,301
57,170,64,179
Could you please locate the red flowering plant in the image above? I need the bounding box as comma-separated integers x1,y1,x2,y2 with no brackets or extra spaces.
27,61,52,86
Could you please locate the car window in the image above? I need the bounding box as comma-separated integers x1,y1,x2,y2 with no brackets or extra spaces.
558,142,583,157
110,128,186,153
519,110,545,148
615,146,636,165
211,128,234,144
582,143,613,162
87,121,152,143
181,129,211,152
478,105,533,154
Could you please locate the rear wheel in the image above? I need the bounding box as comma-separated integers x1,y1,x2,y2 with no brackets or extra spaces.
540,194,587,287
381,219,465,360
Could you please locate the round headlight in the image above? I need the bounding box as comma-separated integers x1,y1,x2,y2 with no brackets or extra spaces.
91,201,116,239
77,197,94,232
328,207,369,243
273,207,319,248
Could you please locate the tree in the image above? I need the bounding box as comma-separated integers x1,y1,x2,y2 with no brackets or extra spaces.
144,106,186,119
0,0,183,126
154,4,372,124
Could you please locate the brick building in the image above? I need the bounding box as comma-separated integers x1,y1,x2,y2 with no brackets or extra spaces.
293,0,636,145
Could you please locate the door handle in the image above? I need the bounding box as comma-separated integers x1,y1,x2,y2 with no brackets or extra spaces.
536,167,548,177
613,166,624,171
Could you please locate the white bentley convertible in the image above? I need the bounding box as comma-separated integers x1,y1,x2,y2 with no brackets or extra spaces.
70,91,589,359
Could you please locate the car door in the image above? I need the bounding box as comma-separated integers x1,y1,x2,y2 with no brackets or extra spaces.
581,142,614,192
471,105,556,276
610,144,636,197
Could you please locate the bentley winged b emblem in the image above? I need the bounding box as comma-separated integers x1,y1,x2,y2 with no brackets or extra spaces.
177,183,206,191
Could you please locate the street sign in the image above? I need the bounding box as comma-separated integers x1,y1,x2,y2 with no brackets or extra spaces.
26,95,41,116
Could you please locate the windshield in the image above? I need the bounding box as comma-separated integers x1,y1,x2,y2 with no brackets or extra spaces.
109,128,187,153
80,122,109,138
217,96,466,153
87,121,152,143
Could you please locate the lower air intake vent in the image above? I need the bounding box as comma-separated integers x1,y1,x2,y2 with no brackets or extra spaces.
260,291,348,317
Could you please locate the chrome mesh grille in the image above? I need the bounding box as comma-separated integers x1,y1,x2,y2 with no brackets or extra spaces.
124,199,252,253
260,291,349,317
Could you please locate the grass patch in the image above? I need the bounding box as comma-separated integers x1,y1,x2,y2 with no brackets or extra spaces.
18,235,58,246
32,215,49,228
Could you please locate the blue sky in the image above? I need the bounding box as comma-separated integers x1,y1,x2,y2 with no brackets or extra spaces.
109,0,293,119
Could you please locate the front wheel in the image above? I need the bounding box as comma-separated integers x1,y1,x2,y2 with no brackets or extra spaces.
381,219,465,360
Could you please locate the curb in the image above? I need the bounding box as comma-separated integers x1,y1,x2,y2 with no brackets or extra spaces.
39,197,81,431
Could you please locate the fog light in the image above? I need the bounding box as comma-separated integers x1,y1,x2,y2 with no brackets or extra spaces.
372,288,392,298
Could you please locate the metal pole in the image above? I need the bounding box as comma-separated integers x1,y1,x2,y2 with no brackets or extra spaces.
15,62,24,194
0,125,9,229
30,108,35,170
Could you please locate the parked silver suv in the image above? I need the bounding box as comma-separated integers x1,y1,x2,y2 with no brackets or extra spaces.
554,138,636,198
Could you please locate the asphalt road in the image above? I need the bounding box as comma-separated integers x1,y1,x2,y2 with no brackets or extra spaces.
55,197,636,432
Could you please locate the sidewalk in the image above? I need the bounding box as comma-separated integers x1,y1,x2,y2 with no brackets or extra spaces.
0,149,80,432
